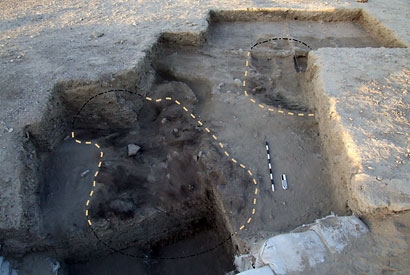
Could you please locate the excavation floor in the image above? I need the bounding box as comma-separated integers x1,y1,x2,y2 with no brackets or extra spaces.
207,20,382,49
67,230,234,275
152,19,380,239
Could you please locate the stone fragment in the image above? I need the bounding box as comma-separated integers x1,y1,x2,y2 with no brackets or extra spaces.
127,144,141,157
80,170,90,177
234,78,242,87
91,32,104,38
234,254,255,272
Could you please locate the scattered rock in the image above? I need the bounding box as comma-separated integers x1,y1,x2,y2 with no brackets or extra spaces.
161,117,167,124
127,144,141,157
173,128,179,133
252,86,263,93
80,170,90,177
234,254,255,272
198,151,203,158
212,82,225,95
47,258,60,275
91,32,105,39
234,78,242,87
109,199,134,213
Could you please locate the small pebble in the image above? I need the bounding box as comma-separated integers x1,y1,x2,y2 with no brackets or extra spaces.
161,118,167,124
233,78,242,87
173,128,179,133
127,144,141,157
91,32,105,38
80,170,90,177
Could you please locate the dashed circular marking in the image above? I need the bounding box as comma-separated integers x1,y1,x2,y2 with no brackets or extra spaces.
71,91,260,259
243,37,315,117
250,37,312,50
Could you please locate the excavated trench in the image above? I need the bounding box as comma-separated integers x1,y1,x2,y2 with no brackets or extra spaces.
18,9,405,275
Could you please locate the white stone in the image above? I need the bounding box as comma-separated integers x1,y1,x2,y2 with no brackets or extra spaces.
258,230,327,274
234,254,254,272
233,78,242,87
80,169,90,177
311,215,369,253
237,266,274,275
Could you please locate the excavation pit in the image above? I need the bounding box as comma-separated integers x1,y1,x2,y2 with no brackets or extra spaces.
34,83,243,265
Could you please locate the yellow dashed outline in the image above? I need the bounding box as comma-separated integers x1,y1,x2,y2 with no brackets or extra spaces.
243,50,315,117
72,96,260,233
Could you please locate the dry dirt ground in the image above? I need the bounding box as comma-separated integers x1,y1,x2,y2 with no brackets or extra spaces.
0,0,409,274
